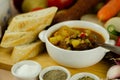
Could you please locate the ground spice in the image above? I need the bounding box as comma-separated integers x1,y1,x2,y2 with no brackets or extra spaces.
78,76,95,80
43,70,67,80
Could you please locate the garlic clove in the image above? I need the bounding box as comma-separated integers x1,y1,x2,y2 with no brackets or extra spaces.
107,65,120,79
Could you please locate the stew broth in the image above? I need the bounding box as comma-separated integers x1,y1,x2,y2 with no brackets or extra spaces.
49,26,105,50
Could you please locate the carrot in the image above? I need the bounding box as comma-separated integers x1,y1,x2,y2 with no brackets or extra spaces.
97,0,120,21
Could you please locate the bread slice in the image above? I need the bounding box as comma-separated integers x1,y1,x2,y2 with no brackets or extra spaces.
11,41,45,63
7,7,58,32
1,31,37,47
0,7,58,48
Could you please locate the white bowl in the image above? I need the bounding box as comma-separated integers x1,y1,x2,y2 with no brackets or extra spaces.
11,60,41,80
69,72,100,80
39,20,110,68
39,66,71,80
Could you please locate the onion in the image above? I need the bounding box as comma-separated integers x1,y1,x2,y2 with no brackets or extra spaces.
107,65,120,79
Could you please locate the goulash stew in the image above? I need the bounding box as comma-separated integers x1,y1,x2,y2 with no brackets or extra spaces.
49,26,105,50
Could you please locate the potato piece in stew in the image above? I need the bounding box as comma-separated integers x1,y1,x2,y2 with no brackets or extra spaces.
49,26,105,50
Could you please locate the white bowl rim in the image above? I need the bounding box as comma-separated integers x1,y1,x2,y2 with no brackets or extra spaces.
69,72,100,80
44,20,110,53
11,60,42,78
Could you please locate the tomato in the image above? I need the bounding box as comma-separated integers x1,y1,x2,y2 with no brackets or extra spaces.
47,0,74,10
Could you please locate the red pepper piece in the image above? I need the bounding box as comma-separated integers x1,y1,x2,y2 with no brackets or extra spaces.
79,32,86,38
115,36,120,46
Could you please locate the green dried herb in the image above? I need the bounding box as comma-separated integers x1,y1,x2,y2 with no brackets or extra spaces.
78,76,95,80
43,70,67,80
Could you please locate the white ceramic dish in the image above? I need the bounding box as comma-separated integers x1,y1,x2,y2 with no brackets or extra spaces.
39,20,111,68
69,72,100,80
11,60,41,80
39,66,71,80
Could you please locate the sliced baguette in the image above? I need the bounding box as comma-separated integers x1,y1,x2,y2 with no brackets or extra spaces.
1,7,58,48
1,31,37,47
11,41,45,63
7,7,58,32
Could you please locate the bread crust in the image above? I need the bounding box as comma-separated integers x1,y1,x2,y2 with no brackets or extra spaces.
11,41,45,63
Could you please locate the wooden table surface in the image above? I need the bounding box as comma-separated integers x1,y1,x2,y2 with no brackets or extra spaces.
0,47,111,80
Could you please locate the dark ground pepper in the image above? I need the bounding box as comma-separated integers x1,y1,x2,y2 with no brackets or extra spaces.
43,70,67,80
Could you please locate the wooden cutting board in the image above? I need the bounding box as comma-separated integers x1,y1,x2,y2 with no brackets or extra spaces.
0,47,111,79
